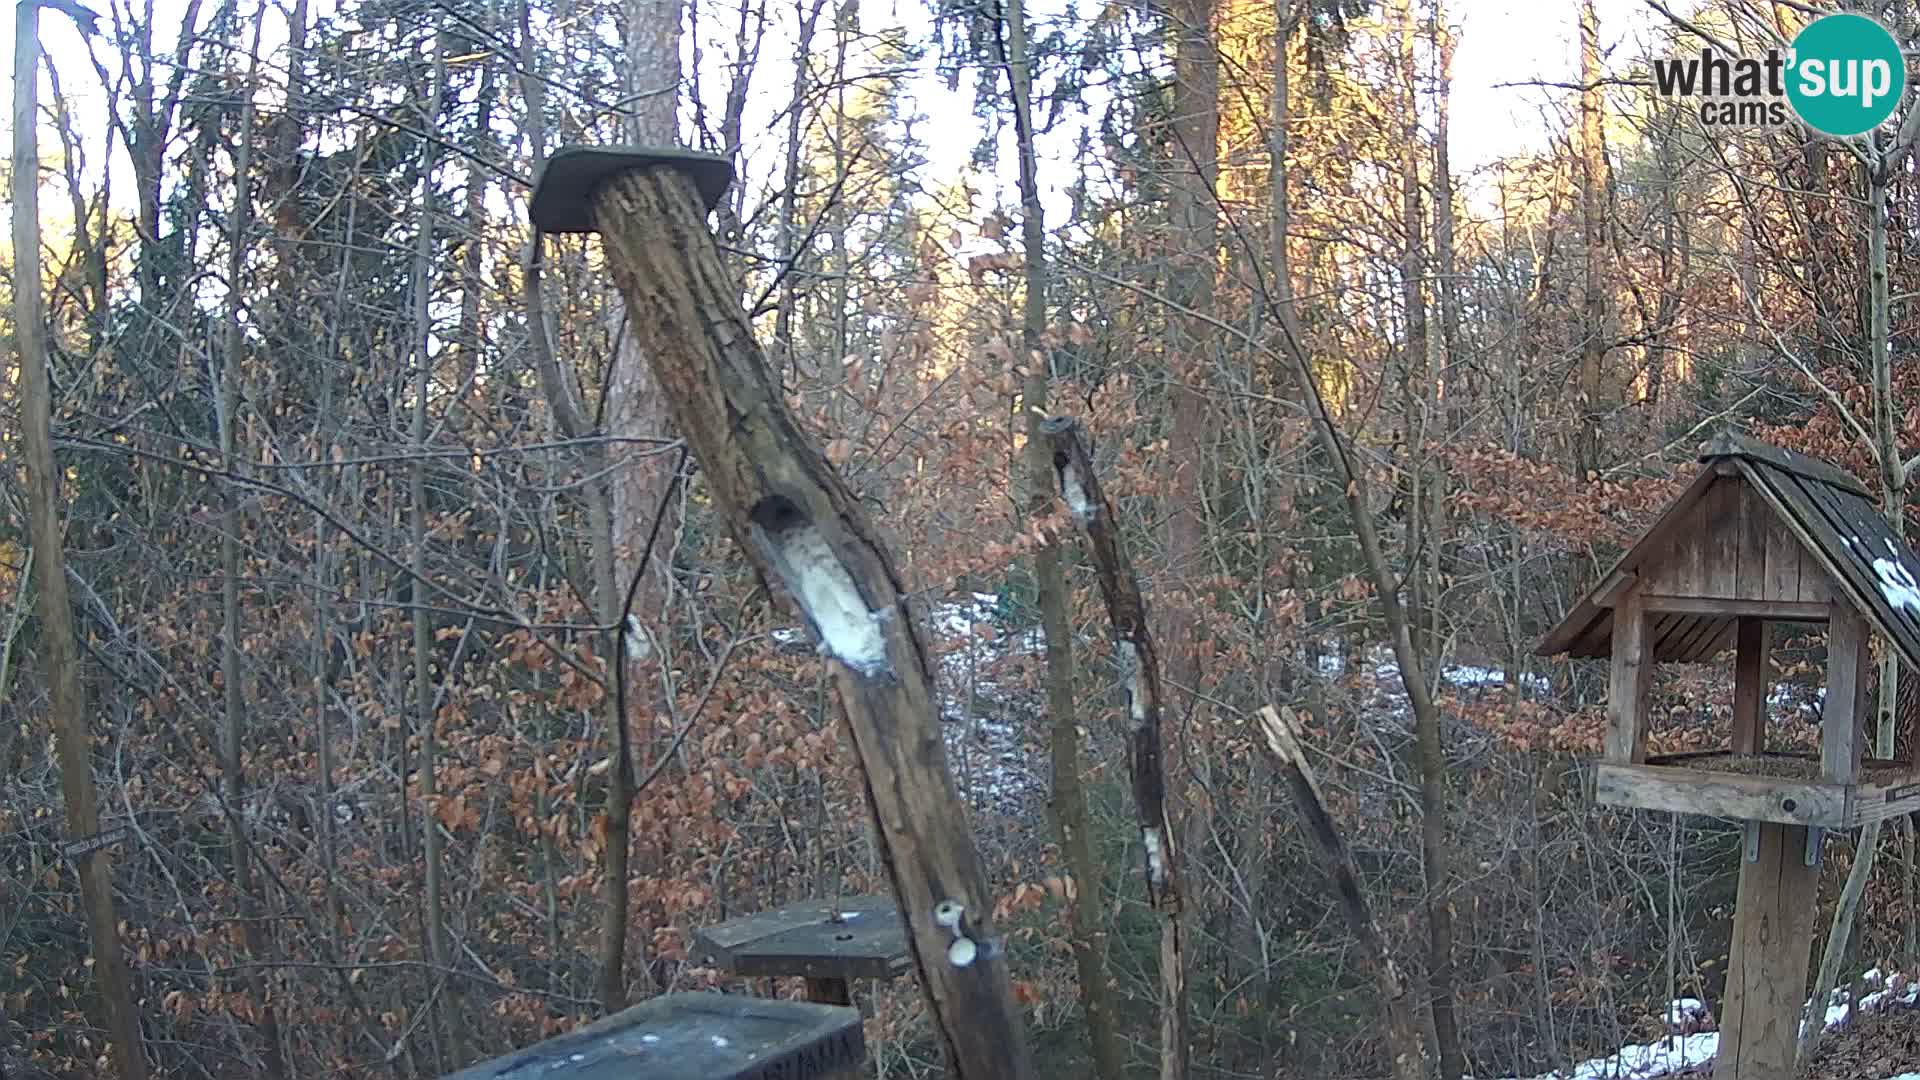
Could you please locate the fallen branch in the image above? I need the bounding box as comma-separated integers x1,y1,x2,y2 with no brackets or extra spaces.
1257,705,1428,1080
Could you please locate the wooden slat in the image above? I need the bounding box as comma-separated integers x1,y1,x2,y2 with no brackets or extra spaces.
1732,618,1767,754
1736,483,1771,601
1745,465,1886,644
1762,508,1802,603
1593,763,1851,827
1795,546,1833,603
1670,614,1728,662
1718,822,1821,1079
1853,772,1920,823
1822,607,1869,785
1703,479,1740,598
1648,611,1696,661
1640,596,1830,621
1606,591,1654,764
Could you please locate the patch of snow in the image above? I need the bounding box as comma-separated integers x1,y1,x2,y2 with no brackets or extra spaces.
1665,998,1708,1026
1871,556,1920,613
1495,970,1916,1080
1492,1031,1720,1080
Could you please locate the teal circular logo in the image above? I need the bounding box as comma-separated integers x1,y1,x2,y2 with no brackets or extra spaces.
1786,14,1906,137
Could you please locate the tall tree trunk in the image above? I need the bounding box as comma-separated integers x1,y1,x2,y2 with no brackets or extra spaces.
773,0,826,374
1390,5,1464,1076
1161,0,1214,1073
1000,2,1125,1073
1575,0,1606,479
598,0,683,1009
410,38,463,1066
12,7,149,1076
218,18,288,1076
1802,159,1910,1066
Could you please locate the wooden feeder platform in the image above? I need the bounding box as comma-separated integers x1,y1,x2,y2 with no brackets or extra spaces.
693,896,909,1005
1596,751,1920,828
441,992,864,1080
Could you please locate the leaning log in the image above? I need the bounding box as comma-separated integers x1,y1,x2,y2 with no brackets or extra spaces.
1038,415,1191,1076
528,147,1035,1080
1257,706,1427,1080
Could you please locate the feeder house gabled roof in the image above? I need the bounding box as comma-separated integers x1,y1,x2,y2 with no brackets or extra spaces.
1536,433,1920,669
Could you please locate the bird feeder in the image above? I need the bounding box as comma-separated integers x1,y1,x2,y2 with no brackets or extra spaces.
694,895,911,1007
441,992,865,1080
1538,433,1920,1079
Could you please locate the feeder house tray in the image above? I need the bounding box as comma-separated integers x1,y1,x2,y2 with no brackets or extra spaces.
1595,751,1920,828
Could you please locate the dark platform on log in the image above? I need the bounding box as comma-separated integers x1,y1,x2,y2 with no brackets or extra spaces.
441,992,863,1079
529,146,734,233
693,896,910,983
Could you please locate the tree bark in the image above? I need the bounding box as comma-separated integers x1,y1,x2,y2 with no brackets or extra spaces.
1000,1,1125,1074
1575,0,1607,479
12,5,149,1075
600,0,686,1007
1159,0,1213,1071
583,163,1038,1080
1040,417,1191,1080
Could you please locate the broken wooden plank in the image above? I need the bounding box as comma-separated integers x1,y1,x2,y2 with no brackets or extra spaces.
1256,707,1426,1080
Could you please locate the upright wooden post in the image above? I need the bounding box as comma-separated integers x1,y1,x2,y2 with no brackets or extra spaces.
1605,589,1653,763
529,148,1035,1080
1718,823,1819,1080
1822,609,1869,784
1731,618,1766,754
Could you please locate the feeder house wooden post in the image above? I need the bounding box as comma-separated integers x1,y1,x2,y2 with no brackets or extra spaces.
1538,433,1920,1080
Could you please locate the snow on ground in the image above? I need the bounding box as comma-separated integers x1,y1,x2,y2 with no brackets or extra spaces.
1490,972,1920,1080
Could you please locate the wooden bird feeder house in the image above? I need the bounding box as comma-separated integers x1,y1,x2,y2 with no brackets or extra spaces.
1538,432,1920,1079
693,895,911,1007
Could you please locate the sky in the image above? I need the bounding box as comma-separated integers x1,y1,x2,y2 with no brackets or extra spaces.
0,0,1668,234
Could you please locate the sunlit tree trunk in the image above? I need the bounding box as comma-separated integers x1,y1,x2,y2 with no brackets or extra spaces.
1001,0,1125,1072
12,6,148,1075
1575,0,1606,479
